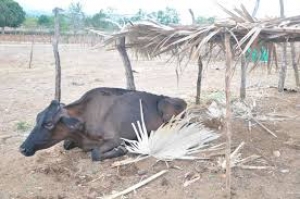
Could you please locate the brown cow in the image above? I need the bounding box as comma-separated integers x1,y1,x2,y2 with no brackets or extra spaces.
19,87,187,161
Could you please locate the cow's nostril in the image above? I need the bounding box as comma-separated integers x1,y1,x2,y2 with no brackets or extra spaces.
19,147,26,153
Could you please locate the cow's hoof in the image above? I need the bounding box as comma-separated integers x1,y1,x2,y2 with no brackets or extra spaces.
91,149,102,161
63,140,77,150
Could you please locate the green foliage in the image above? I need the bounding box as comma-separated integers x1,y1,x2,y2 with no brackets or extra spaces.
23,16,38,28
85,9,119,31
15,121,31,132
86,7,180,31
195,16,215,25
37,14,69,33
68,2,85,34
0,0,25,28
150,7,180,25
127,9,147,22
37,15,51,27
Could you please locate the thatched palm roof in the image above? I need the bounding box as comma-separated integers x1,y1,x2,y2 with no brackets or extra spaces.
104,5,300,59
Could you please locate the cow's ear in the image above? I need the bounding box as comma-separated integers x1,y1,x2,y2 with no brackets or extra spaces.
61,116,84,131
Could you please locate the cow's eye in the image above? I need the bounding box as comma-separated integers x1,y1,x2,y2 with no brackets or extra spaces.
44,122,54,129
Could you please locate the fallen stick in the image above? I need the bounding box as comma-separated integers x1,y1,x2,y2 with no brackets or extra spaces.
238,154,261,165
251,118,278,138
237,165,273,170
100,170,168,199
111,156,149,167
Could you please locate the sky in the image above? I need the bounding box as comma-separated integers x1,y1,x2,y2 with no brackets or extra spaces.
15,0,300,24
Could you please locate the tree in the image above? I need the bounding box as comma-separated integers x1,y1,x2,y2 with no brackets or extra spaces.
86,9,118,31
128,9,147,22
150,7,180,25
23,16,38,28
0,0,25,33
68,2,85,35
38,15,51,27
195,16,215,25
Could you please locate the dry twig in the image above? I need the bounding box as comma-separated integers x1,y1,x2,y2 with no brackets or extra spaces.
99,170,168,199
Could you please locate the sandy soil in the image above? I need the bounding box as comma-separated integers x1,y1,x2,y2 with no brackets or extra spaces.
0,43,299,199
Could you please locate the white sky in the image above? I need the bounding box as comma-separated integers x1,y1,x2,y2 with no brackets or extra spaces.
16,0,300,24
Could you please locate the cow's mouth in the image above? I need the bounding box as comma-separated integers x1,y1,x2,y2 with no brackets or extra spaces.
19,146,35,156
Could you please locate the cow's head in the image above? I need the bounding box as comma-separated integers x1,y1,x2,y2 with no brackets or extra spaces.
158,97,187,122
19,100,83,156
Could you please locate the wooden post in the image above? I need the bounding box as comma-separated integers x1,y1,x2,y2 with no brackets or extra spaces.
224,33,233,199
116,36,136,90
278,42,287,92
52,7,63,101
28,35,35,69
188,9,196,24
278,0,287,92
196,56,203,104
252,0,261,17
291,42,300,87
267,43,273,74
240,55,247,99
188,8,203,104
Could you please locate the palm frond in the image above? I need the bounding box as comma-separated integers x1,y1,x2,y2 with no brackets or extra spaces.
122,100,220,161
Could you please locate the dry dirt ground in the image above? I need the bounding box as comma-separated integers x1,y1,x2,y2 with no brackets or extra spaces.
0,43,299,199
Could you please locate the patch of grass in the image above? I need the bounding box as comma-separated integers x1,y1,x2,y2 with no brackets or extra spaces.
15,121,32,132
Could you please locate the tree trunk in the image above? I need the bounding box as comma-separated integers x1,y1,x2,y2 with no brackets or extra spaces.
28,35,35,69
52,8,62,101
278,0,287,92
240,55,247,99
252,0,260,17
291,42,300,87
116,36,136,90
195,56,203,104
224,33,233,199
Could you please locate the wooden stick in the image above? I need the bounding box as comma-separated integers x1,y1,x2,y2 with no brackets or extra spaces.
224,32,233,199
237,165,273,170
251,117,278,138
100,170,168,199
111,156,149,167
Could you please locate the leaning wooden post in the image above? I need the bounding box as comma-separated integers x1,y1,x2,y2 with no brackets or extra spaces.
291,42,300,88
116,36,136,90
52,7,63,101
224,32,233,198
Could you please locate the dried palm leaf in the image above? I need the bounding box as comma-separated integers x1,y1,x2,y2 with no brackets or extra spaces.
122,100,220,161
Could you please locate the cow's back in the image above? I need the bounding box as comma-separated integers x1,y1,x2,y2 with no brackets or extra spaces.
80,88,133,136
100,91,165,140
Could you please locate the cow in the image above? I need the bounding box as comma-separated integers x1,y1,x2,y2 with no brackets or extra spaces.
19,87,187,161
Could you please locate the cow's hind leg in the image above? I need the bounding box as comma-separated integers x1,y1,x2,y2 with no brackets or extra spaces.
100,145,128,161
91,139,121,161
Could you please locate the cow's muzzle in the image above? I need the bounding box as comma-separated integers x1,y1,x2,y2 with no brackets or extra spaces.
19,146,35,156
